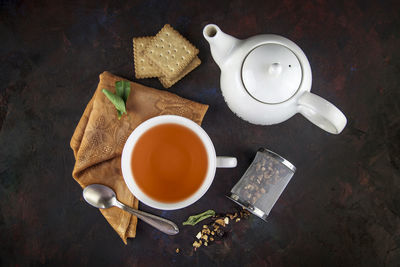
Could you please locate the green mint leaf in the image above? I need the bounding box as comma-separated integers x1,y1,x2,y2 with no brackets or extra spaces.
182,210,215,226
122,81,131,103
117,110,123,120
102,80,131,120
115,81,124,98
102,89,126,114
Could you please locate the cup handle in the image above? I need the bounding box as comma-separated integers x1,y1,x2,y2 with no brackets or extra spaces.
297,91,347,134
216,156,237,168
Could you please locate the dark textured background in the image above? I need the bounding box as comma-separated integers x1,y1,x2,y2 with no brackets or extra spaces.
1,0,399,266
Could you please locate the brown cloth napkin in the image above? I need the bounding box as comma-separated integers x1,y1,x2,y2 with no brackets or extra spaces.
70,71,208,244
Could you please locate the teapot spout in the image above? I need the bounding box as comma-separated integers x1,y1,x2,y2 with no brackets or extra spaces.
203,24,240,68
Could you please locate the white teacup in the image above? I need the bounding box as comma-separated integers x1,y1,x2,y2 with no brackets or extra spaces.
121,115,237,210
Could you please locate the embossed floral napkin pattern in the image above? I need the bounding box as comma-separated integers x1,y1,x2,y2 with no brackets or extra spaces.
70,71,208,244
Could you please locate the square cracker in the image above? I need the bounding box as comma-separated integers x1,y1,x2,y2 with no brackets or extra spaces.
145,24,199,79
159,56,201,88
133,37,162,79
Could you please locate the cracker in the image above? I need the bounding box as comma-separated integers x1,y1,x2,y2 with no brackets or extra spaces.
159,56,201,88
145,24,199,79
133,37,162,79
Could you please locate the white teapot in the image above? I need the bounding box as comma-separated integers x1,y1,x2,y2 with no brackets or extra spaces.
203,24,347,134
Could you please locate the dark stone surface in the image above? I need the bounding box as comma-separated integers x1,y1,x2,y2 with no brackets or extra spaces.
1,0,399,266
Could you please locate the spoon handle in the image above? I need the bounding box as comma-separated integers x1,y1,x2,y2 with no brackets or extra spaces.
114,201,179,235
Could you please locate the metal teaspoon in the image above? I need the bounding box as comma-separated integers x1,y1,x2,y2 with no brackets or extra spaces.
83,184,179,235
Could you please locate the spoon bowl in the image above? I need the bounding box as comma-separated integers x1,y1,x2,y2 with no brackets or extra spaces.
83,184,116,209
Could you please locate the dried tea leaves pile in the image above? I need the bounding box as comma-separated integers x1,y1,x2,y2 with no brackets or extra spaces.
190,209,250,250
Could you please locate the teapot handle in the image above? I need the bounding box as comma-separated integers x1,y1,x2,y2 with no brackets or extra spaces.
297,91,347,134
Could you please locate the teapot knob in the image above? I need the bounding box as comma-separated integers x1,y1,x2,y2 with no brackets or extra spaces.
268,63,282,76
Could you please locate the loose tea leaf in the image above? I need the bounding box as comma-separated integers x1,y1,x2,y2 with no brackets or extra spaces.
102,80,130,119
183,210,215,226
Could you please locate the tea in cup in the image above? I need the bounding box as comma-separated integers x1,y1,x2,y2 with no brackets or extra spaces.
121,115,237,210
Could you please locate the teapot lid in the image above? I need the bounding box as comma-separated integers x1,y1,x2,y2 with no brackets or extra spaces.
242,44,302,104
